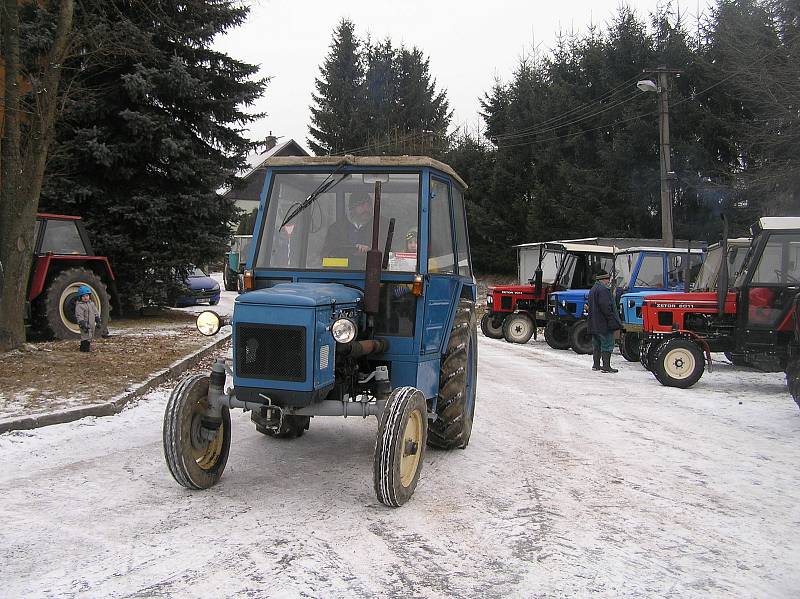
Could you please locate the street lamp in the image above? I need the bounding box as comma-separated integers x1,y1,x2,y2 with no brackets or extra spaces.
638,72,674,247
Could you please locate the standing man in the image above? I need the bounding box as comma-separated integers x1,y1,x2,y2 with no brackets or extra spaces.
587,271,622,373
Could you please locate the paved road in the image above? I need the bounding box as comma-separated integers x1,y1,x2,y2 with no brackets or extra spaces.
1,335,799,598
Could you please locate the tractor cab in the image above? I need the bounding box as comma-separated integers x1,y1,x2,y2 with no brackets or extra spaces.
163,156,477,507
639,217,800,391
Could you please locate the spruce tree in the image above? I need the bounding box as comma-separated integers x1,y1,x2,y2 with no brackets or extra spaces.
308,19,366,155
39,0,267,309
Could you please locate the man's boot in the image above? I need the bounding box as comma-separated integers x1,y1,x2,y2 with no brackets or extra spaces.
592,350,601,371
80,340,91,353
601,351,618,373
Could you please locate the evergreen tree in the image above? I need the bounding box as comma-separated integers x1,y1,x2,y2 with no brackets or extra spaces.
39,0,267,309
308,19,365,155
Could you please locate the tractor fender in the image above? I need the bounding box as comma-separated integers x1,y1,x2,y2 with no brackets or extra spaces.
29,255,116,302
437,279,476,356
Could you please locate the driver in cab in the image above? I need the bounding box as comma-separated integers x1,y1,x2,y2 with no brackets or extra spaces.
321,191,374,266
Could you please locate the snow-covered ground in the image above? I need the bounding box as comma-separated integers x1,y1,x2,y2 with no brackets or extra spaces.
1,335,799,598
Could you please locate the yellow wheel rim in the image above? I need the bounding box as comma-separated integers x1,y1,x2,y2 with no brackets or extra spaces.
59,282,101,335
189,399,225,470
399,409,423,487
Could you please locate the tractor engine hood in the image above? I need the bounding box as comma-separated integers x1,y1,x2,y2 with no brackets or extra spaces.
236,282,362,307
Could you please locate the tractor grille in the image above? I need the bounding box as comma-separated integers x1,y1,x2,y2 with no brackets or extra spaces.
236,323,306,382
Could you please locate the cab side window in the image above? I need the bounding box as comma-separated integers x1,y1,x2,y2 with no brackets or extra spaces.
451,186,471,277
428,179,455,274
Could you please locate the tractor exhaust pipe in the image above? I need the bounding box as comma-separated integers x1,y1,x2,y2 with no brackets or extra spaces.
363,181,383,314
717,214,729,316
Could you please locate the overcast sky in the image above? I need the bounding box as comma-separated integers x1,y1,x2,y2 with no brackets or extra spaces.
214,0,714,157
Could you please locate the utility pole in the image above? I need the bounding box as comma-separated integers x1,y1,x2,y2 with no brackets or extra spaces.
638,66,681,247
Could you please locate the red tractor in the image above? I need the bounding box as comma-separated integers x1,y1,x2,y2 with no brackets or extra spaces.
786,295,800,409
27,214,117,339
639,217,800,402
481,242,615,344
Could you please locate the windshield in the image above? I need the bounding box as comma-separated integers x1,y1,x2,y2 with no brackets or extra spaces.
694,246,722,290
539,250,561,284
736,233,800,286
613,252,638,290
255,172,420,271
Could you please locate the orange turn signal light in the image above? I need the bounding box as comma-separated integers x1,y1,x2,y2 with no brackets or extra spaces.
411,274,423,297
243,269,254,291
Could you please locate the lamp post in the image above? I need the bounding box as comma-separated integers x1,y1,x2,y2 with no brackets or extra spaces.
638,69,677,247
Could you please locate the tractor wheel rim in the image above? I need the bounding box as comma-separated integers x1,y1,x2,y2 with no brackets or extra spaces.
512,319,530,339
189,400,224,470
399,409,423,487
60,282,101,334
665,348,695,379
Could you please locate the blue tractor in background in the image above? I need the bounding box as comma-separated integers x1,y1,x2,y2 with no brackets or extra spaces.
163,156,477,507
547,246,704,354
618,240,748,362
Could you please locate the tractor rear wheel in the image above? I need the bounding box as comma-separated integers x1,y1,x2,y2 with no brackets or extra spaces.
569,320,593,354
252,413,310,438
43,268,111,340
786,355,800,410
640,339,661,371
223,266,238,292
544,320,571,350
653,338,705,388
502,312,534,344
428,299,477,450
480,313,504,339
163,374,231,489
374,386,428,507
619,331,641,362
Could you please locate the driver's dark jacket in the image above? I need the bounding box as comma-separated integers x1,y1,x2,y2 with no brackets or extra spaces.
321,219,371,257
587,282,622,335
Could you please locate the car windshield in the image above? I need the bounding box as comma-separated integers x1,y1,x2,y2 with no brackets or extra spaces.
255,172,421,272
190,268,207,277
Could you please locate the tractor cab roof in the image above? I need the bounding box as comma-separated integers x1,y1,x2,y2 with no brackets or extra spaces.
259,155,467,190
545,242,617,255
617,246,704,254
754,217,800,232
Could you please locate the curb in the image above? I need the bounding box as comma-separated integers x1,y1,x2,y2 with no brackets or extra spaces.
0,332,231,435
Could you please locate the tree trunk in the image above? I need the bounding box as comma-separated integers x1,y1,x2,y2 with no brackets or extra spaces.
0,0,75,352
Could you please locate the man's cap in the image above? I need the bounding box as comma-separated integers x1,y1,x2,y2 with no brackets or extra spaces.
348,191,371,207
594,270,611,281
405,227,418,240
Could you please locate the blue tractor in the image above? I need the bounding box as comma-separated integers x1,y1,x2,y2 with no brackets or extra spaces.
618,240,748,362
162,156,477,507
547,246,704,354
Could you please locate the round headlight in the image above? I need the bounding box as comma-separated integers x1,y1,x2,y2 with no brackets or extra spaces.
331,318,357,343
196,311,221,336
486,295,493,304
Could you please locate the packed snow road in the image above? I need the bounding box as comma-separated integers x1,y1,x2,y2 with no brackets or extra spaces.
2,335,799,598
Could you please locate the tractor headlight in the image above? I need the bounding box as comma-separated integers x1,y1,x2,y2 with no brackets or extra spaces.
560,300,567,308
197,311,222,336
331,318,357,343
486,295,492,305
628,299,635,308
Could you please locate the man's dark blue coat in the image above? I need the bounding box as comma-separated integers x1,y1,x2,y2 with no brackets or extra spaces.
587,281,622,335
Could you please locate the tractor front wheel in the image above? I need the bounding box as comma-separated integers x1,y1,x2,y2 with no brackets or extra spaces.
428,299,477,449
544,320,571,350
569,320,593,354
163,374,231,489
374,386,428,507
43,268,111,340
619,331,641,362
502,312,534,344
653,338,705,388
480,313,504,339
786,355,800,410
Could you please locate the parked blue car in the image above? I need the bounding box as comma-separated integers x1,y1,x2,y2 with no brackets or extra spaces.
174,267,220,307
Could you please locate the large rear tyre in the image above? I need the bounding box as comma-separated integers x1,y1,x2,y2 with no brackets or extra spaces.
251,412,310,438
640,339,661,371
428,299,477,450
569,320,593,354
223,266,238,292
653,338,705,388
619,331,641,362
502,312,534,344
374,386,428,507
480,313,504,339
544,320,571,350
163,374,231,489
43,268,111,340
786,356,800,410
